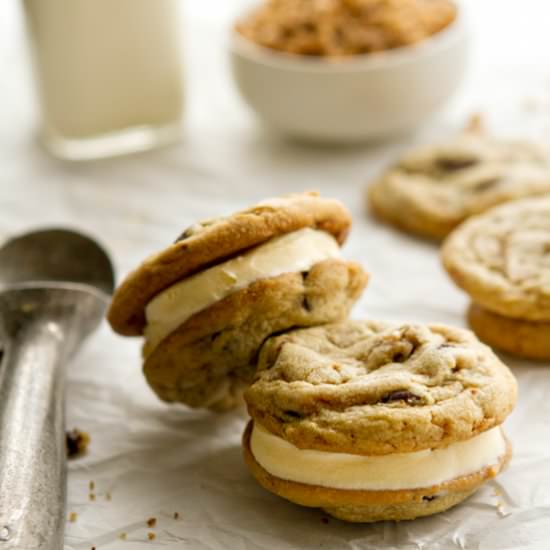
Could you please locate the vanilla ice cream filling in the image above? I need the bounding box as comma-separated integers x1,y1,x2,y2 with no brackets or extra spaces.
144,228,341,354
250,423,507,491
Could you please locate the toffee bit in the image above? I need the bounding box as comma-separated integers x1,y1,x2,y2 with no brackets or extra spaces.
89,493,96,502
147,518,157,528
148,532,156,541
66,429,91,458
69,512,78,522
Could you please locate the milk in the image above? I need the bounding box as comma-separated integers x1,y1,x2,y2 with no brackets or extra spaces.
23,0,185,158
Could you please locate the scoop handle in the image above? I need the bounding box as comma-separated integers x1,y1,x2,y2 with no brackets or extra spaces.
0,286,107,550
0,315,67,550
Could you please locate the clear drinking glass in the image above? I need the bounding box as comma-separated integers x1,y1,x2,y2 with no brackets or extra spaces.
23,0,185,160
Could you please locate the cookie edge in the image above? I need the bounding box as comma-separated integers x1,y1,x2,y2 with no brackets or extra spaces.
108,192,353,336
242,420,511,521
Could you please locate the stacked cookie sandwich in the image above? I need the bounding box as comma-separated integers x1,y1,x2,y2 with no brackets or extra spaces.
443,196,550,360
109,191,517,523
243,321,516,522
108,192,368,410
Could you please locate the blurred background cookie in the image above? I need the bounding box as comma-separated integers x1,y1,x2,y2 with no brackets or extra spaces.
368,133,550,240
108,192,368,410
442,196,550,359
243,320,517,522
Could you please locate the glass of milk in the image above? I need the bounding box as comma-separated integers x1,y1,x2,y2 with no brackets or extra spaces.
23,0,185,160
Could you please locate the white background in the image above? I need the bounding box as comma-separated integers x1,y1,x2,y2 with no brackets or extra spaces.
1,1,550,549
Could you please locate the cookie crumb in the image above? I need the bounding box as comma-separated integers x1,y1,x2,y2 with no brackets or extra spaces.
464,112,485,134
69,512,78,522
146,518,157,528
89,493,96,502
321,517,329,524
105,492,112,501
66,429,91,458
496,501,511,518
89,481,95,491
148,532,156,541
119,533,127,540
173,512,180,520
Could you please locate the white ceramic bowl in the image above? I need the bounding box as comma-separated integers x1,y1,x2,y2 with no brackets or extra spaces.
230,9,470,143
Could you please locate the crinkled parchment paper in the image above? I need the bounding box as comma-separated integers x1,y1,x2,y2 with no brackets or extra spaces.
0,1,549,548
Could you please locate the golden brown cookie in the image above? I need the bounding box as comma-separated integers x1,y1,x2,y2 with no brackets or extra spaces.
107,193,366,410
108,192,352,336
144,260,367,410
468,303,550,361
368,134,550,240
247,320,516,454
243,421,512,523
442,196,550,321
243,320,516,522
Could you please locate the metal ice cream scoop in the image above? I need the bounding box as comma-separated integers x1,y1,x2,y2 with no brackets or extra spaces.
0,228,114,550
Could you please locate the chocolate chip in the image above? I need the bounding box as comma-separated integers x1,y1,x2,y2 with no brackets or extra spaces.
299,272,313,311
284,410,303,419
381,391,421,404
281,27,295,39
437,157,478,171
392,352,407,363
174,222,211,243
422,495,438,502
472,177,501,192
174,228,193,243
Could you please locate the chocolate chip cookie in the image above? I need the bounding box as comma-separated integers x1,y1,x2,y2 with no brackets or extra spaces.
108,192,368,410
442,196,550,359
243,320,517,522
368,134,550,240
443,196,550,320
